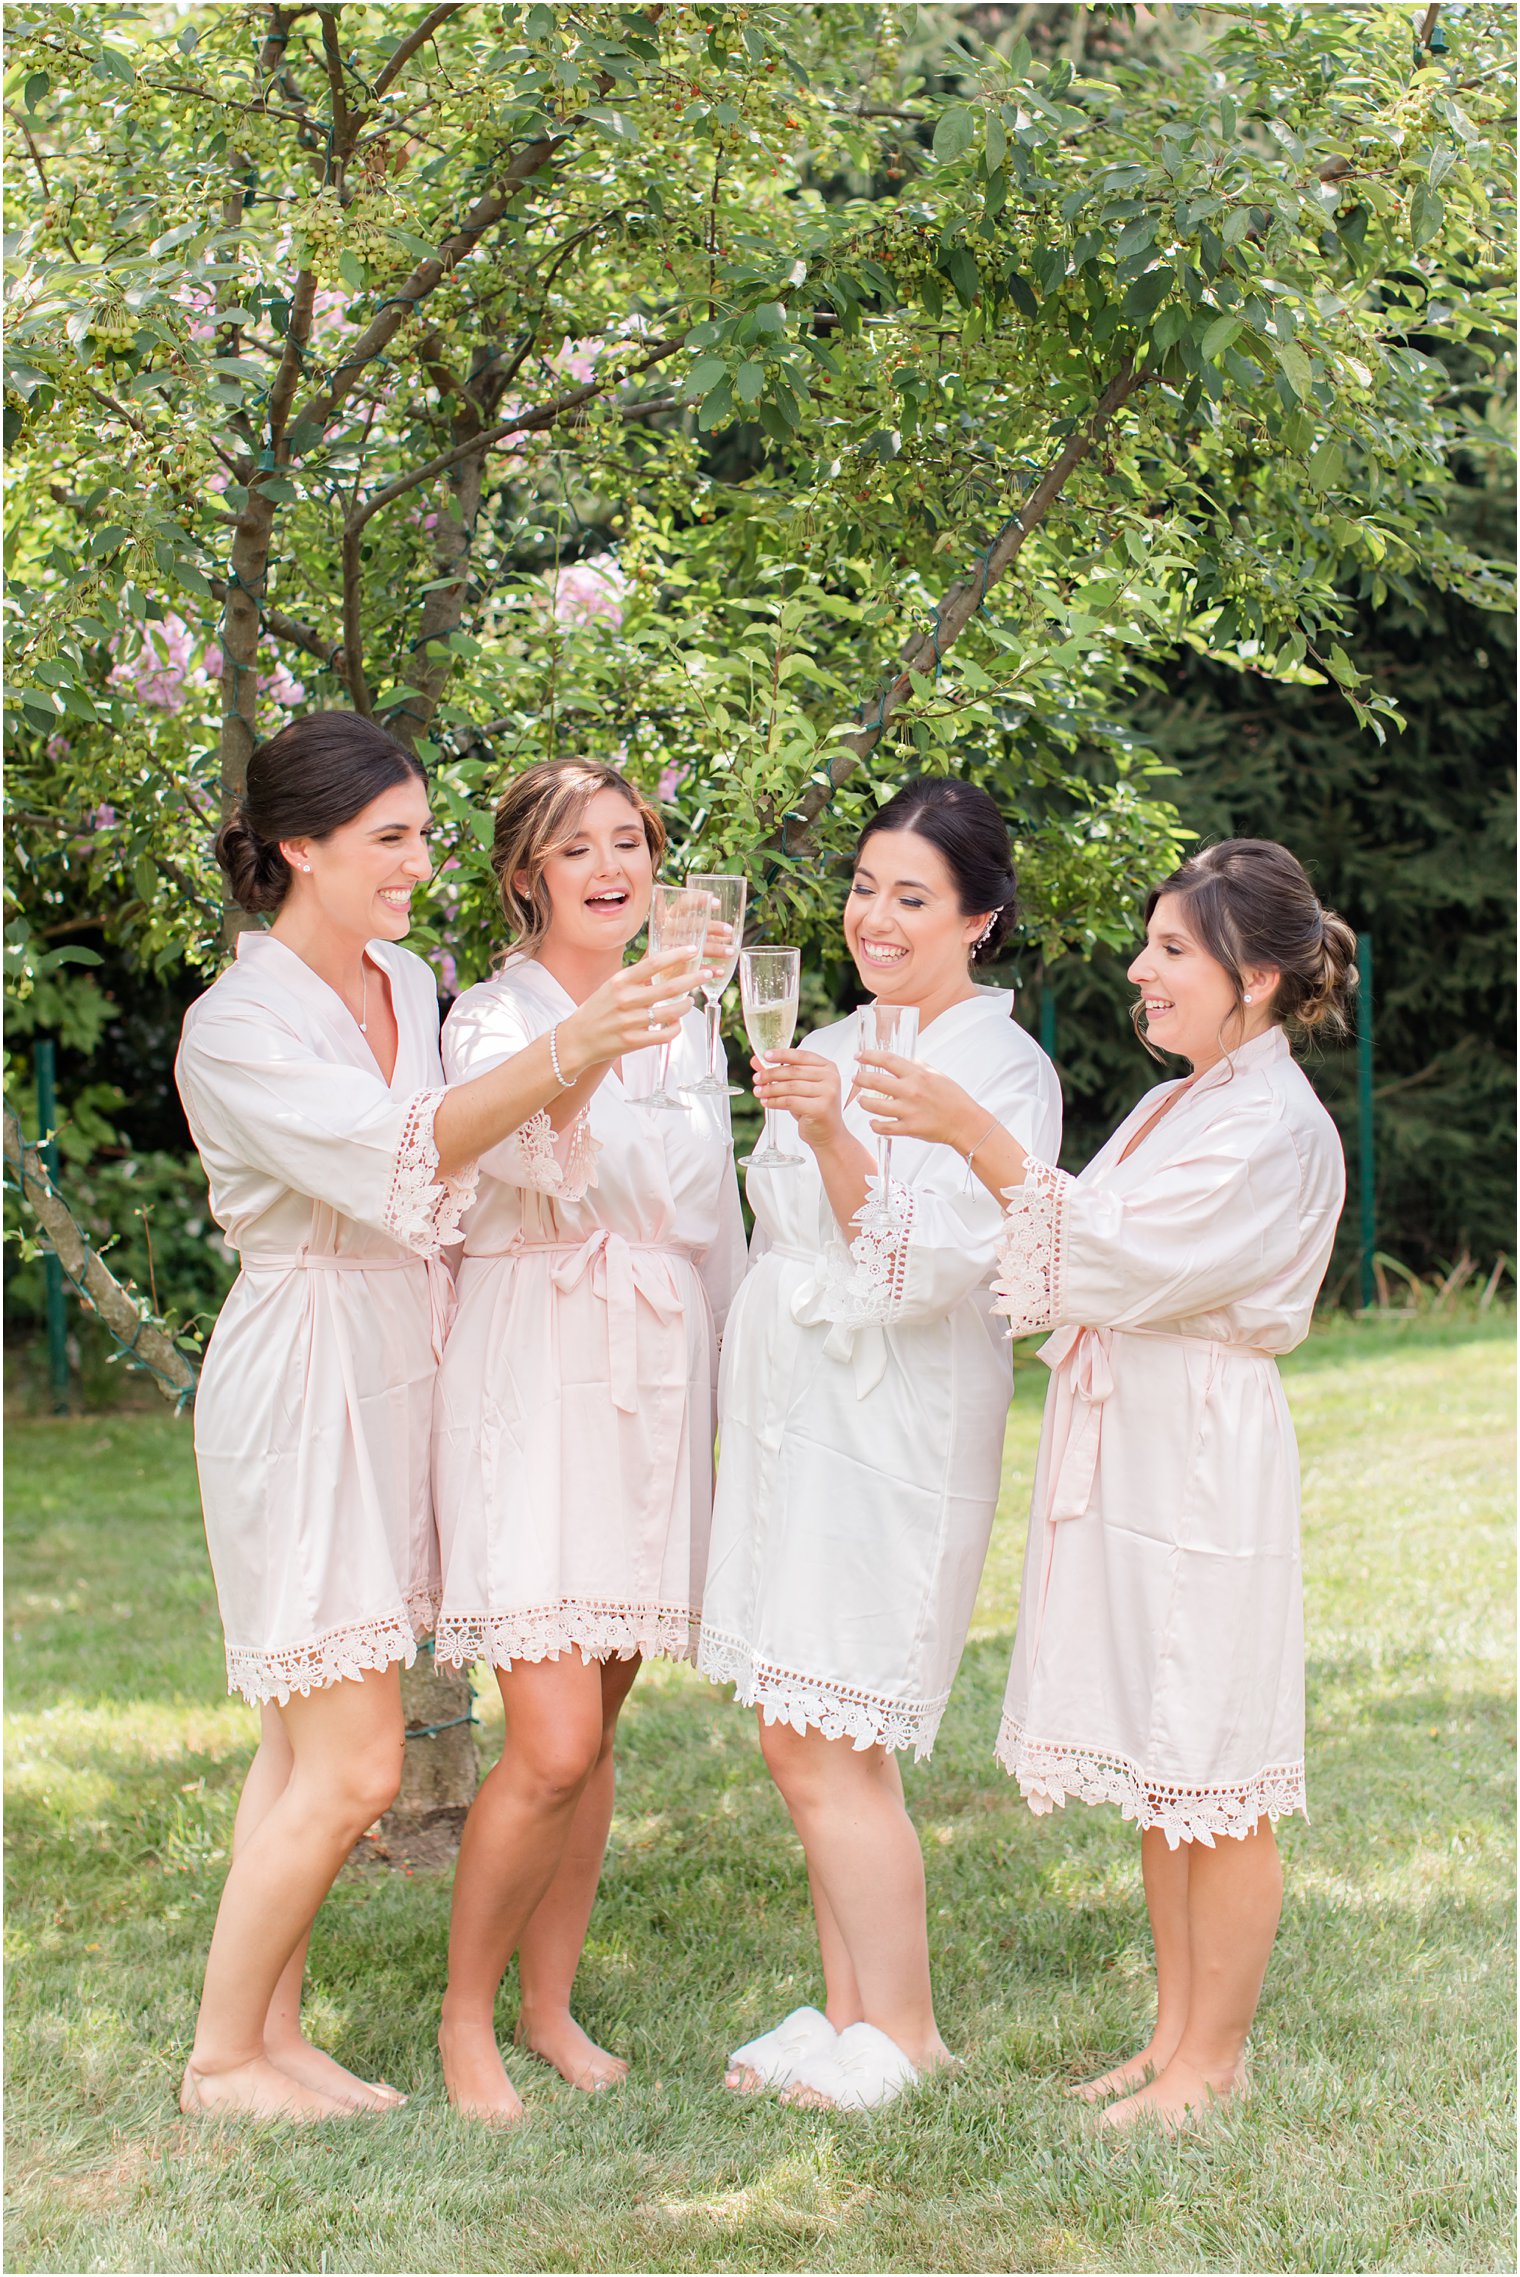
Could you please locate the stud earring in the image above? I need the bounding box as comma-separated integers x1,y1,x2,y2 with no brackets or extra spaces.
1243,991,1254,1004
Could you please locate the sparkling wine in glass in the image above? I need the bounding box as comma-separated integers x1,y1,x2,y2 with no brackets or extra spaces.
857,999,920,1197
683,873,747,1097
738,947,804,1169
643,882,711,1109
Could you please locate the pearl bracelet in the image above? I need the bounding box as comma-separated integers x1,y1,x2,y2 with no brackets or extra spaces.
547,1023,576,1090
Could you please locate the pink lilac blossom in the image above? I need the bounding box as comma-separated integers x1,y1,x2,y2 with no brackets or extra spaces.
552,560,626,629
658,763,689,803
437,951,459,996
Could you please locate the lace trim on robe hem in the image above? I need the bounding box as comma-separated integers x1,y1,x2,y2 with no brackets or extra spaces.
224,1589,439,1707
698,1627,947,1762
515,1106,601,1202
817,1177,916,1328
384,1089,477,1257
991,1157,1070,1336
433,1599,698,1670
995,1717,1308,1849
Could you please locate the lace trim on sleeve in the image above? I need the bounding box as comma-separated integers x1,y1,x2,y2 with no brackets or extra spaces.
818,1177,915,1327
991,1156,1070,1334
384,1089,474,1257
515,1105,600,1200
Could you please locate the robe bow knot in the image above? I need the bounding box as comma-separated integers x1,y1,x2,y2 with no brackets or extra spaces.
544,1227,683,1415
1041,1324,1116,1523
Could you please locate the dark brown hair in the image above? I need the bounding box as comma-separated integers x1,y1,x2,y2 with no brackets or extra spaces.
490,758,667,955
1141,838,1358,1054
855,776,1018,965
215,712,427,914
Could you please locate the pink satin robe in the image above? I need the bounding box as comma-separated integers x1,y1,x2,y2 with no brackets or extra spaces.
993,1024,1346,1845
175,933,475,1705
432,956,746,1670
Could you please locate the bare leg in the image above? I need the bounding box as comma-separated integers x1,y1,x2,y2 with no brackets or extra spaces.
1102,1817,1282,2132
184,1667,406,2121
437,1653,605,2122
1071,1829,1191,2102
229,1707,402,2110
725,1712,867,2093
759,1722,950,2079
514,1653,642,2090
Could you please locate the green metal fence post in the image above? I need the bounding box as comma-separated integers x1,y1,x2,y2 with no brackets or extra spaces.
1356,933,1375,1310
1038,969,1056,1062
34,1039,72,1412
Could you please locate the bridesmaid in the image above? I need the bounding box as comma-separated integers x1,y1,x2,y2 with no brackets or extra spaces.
175,712,690,2120
699,777,1060,2111
857,838,1352,2130
432,757,744,2122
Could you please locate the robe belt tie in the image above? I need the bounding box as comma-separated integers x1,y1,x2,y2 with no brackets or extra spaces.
1039,1325,1277,1526
241,1247,456,1362
766,1242,888,1400
472,1232,687,1416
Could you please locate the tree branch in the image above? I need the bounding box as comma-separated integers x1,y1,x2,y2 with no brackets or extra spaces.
780,358,1147,849
3,1111,198,1410
206,578,343,677
341,528,374,716
374,3,465,99
318,6,353,169
344,344,681,535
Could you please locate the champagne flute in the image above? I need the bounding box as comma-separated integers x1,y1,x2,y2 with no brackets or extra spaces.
857,999,920,1198
643,882,712,1108
683,873,747,1097
738,946,804,1169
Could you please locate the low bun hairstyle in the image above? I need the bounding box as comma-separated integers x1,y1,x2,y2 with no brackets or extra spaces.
214,711,427,915
1142,838,1359,1047
490,757,667,958
855,776,1019,965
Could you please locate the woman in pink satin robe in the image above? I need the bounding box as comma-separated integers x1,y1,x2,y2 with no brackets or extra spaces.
432,759,743,2123
857,839,1355,2132
175,714,693,2124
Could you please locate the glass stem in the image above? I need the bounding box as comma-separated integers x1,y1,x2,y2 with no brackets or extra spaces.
706,996,722,1084
880,1137,893,1196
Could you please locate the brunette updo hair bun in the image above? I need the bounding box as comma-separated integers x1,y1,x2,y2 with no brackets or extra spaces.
214,711,427,915
856,775,1019,965
1144,838,1359,1041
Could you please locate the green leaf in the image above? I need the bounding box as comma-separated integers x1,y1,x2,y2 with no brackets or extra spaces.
945,246,981,309
1123,265,1173,324
94,47,135,84
683,354,727,397
736,359,765,403
1200,313,1242,361
985,109,1006,172
1410,181,1444,249
1272,338,1313,401
24,71,50,113
932,104,976,164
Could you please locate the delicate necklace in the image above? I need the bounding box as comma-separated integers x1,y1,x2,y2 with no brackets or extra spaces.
358,958,369,1036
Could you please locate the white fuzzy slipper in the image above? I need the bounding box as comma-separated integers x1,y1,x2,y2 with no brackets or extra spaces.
781,2020,921,2112
724,2005,837,2093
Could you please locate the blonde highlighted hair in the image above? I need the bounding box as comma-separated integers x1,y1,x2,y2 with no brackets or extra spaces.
490,758,667,957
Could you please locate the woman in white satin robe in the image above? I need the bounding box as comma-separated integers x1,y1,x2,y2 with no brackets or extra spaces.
173,713,692,2127
700,778,1059,2114
859,837,1354,2132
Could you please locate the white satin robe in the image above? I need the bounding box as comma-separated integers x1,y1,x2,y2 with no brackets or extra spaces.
699,991,1061,1759
432,957,746,1670
175,933,475,1706
993,1023,1345,1845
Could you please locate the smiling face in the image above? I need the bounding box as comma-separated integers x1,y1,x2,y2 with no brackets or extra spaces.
531,784,654,956
843,826,990,1015
1127,890,1277,1069
279,773,433,944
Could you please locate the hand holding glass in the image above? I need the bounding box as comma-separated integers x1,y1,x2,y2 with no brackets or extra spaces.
683,873,747,1097
739,947,804,1169
643,883,711,1108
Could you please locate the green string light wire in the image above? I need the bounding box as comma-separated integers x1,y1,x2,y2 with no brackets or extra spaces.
405,1636,480,1739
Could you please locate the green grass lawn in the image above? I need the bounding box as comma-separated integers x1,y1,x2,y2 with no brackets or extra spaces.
5,1313,1515,2275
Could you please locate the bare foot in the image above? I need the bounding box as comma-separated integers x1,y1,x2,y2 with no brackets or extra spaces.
179,2054,354,2122
1066,2039,1176,2104
1097,2056,1242,2134
438,2018,526,2124
265,2034,406,2110
515,2012,628,2092
724,2061,767,2095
